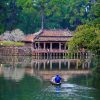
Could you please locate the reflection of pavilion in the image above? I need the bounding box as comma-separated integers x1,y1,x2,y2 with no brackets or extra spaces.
0,58,91,81
32,59,90,70
3,67,25,82
30,59,91,81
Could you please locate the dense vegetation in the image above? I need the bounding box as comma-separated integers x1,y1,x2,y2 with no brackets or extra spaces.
68,24,100,54
67,0,100,88
0,0,99,34
0,41,24,46
68,0,100,55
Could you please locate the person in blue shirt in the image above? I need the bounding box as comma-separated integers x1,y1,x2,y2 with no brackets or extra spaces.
55,75,62,83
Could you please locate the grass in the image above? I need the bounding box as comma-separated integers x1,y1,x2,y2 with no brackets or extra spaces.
0,41,25,46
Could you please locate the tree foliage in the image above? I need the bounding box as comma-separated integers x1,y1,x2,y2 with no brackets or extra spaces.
2,29,24,41
0,0,22,33
68,0,100,54
0,0,98,34
68,24,100,54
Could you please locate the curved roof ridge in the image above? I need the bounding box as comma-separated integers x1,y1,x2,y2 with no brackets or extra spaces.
34,29,43,36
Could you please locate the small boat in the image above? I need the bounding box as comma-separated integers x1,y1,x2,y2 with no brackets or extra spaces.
50,76,62,85
50,80,61,85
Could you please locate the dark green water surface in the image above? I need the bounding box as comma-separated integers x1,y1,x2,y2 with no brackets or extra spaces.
0,56,100,100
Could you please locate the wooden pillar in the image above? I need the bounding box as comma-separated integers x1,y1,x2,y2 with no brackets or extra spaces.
50,61,52,70
36,61,38,68
37,62,40,70
36,53,38,59
63,53,64,58
68,60,70,70
88,62,90,69
76,60,78,69
59,61,61,70
50,53,52,59
59,42,61,50
35,62,37,69
82,63,84,69
43,62,45,70
50,42,52,50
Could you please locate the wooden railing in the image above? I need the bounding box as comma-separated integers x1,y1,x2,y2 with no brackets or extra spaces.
32,49,68,53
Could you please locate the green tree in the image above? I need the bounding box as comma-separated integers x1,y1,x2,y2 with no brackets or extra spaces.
16,0,92,30
0,0,99,34
0,0,22,34
68,0,100,54
17,0,68,29
68,24,100,54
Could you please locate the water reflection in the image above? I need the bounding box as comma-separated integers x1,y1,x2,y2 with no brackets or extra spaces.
0,56,100,100
44,83,95,100
0,56,91,82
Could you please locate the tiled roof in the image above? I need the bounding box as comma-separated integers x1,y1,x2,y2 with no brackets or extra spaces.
23,34,35,42
34,37,72,42
23,29,73,42
34,29,73,42
22,30,43,42
40,29,72,37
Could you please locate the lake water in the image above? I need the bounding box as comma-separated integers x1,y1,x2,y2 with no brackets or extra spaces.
0,56,100,100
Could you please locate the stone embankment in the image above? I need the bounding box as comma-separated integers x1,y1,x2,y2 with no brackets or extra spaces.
0,46,32,56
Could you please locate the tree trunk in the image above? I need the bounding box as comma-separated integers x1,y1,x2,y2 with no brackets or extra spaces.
41,9,44,30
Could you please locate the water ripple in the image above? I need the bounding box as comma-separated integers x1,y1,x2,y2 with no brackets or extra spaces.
42,83,95,100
